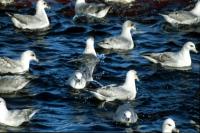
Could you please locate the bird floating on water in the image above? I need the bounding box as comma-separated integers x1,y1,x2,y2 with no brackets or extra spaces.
75,0,111,18
7,0,50,30
142,42,198,68
89,70,139,102
0,50,39,74
98,20,136,50
0,97,39,127
160,1,200,26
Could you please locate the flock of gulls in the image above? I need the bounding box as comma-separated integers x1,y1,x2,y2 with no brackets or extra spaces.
0,0,199,132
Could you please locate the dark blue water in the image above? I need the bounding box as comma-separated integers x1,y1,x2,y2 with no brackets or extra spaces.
0,0,199,132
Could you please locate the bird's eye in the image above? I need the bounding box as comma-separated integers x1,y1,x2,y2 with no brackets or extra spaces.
167,124,172,126
190,45,194,47
31,53,35,57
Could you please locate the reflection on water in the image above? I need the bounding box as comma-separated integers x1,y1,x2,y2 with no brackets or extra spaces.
0,74,36,94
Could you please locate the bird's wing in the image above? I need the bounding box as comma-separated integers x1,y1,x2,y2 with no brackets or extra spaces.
143,52,177,63
168,11,197,21
98,36,131,49
10,13,41,24
0,57,20,72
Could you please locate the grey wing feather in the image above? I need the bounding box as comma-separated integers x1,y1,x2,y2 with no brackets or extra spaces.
144,52,176,63
168,11,197,21
81,3,106,14
98,36,131,48
0,57,20,72
97,85,121,97
11,14,41,24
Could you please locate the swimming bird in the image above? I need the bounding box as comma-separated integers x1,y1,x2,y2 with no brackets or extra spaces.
68,37,99,89
142,42,198,68
0,97,39,127
75,0,111,18
7,0,50,30
160,1,200,26
0,75,36,94
162,118,179,133
113,103,138,126
97,20,136,50
89,70,139,102
0,50,39,74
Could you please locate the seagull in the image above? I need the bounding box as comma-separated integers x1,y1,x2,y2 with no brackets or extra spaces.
113,103,138,126
67,37,99,89
0,75,36,94
142,42,198,68
0,50,39,74
97,20,136,50
6,0,50,30
160,1,200,26
89,70,139,102
75,0,111,18
0,97,39,127
162,118,179,133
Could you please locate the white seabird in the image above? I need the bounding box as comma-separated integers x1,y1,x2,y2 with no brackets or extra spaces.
0,97,39,127
142,42,198,68
113,103,138,126
162,118,179,133
0,50,39,74
68,37,99,89
97,20,136,50
89,70,139,102
75,0,111,18
160,1,200,26
7,0,50,30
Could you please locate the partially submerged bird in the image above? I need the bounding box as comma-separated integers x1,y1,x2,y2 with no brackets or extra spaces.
0,50,39,74
142,42,198,68
75,0,111,18
0,97,39,127
97,20,136,50
160,1,200,26
162,118,179,133
89,70,139,102
113,103,138,126
68,37,99,89
0,75,36,94
7,0,50,30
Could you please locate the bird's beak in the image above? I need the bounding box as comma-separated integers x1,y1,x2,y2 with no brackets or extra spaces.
46,3,51,9
172,128,179,133
34,57,39,63
193,48,198,53
135,75,139,81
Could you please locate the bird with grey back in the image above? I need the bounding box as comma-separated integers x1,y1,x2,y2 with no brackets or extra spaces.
89,70,139,102
160,1,200,26
0,97,39,127
7,0,50,30
67,37,99,89
75,0,111,18
0,50,39,74
142,42,198,68
97,20,136,50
